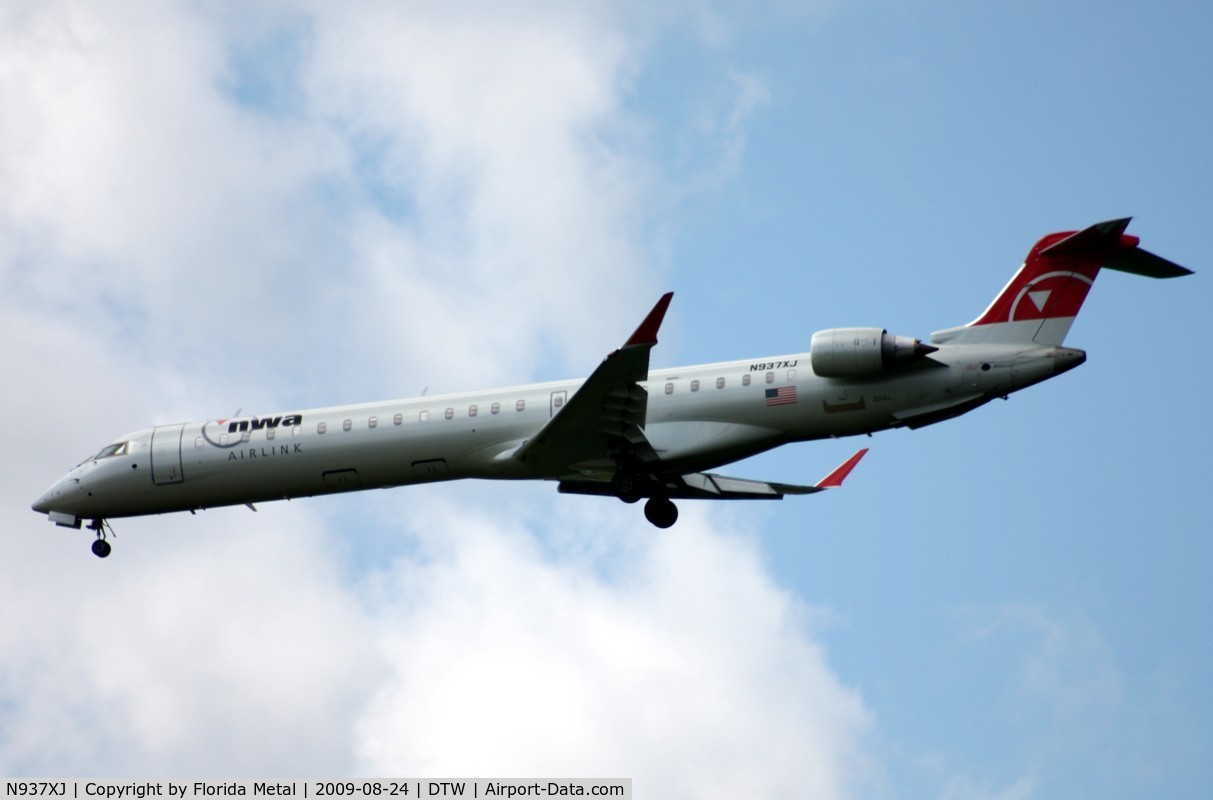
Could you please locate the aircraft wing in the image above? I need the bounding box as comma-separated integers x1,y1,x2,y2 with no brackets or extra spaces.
558,448,869,500
513,293,673,475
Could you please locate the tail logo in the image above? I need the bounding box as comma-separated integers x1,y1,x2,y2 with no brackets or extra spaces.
1008,271,1094,321
1027,290,1051,311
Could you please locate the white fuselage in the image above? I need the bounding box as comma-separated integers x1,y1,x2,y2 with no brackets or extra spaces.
33,217,1190,550
32,341,1080,522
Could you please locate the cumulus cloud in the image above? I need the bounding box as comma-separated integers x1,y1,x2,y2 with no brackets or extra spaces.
299,2,661,386
1,1,869,795
0,505,378,776
354,495,869,796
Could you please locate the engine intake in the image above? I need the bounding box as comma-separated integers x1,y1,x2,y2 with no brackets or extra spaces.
810,327,937,378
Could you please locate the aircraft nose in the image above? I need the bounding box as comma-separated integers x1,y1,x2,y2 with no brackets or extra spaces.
31,493,52,514
31,477,80,515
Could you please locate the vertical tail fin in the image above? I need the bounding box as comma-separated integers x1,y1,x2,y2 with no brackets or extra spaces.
931,218,1192,346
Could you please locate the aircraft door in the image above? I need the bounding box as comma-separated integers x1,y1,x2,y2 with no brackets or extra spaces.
150,423,186,485
550,391,567,417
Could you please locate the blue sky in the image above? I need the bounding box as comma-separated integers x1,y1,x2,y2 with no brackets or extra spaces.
2,1,1210,797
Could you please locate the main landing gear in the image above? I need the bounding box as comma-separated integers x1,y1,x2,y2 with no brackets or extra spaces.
610,471,643,504
643,496,678,529
612,469,680,528
87,519,112,558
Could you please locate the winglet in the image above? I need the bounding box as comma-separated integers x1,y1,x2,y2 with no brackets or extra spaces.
815,448,869,489
624,292,674,347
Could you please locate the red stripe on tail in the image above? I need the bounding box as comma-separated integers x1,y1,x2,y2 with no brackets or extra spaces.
970,218,1139,328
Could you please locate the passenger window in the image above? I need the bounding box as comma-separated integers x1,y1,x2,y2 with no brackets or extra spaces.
220,434,230,445
393,413,402,426
267,428,276,440
241,431,251,443
766,371,774,384
665,382,674,395
491,402,500,415
516,399,526,412
292,425,302,437
317,422,327,434
195,437,204,449
691,379,699,392
716,377,725,389
788,369,797,381
368,416,378,429
343,419,352,432
444,408,454,420
742,374,751,387
419,411,429,423
469,405,478,417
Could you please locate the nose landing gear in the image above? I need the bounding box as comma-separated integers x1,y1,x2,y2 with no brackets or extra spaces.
86,519,113,558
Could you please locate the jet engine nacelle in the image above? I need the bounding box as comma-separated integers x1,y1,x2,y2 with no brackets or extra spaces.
810,327,937,378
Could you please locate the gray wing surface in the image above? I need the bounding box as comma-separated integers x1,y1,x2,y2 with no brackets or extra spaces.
558,449,869,499
512,293,672,475
514,293,869,498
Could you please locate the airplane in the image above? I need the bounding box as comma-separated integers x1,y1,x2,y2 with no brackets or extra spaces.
33,218,1192,557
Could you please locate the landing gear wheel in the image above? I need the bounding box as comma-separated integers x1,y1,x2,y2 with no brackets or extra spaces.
644,496,679,529
611,472,642,504
86,519,113,558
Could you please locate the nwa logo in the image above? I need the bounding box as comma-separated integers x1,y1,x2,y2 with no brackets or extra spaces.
224,414,303,433
201,414,303,448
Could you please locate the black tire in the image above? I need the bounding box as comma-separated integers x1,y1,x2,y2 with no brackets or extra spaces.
644,497,678,529
612,472,643,504
91,539,112,559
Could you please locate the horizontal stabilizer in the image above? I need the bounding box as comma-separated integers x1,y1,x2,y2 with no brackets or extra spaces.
1103,246,1193,279
1038,217,1192,278
1038,217,1133,257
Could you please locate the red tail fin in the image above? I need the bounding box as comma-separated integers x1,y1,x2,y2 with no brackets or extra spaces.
932,218,1190,346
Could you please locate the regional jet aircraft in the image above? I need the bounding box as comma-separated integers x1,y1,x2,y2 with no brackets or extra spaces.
33,218,1192,557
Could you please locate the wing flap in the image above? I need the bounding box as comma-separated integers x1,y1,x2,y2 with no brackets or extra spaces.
557,449,869,501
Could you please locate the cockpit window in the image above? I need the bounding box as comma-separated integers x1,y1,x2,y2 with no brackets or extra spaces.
74,440,133,467
93,442,129,459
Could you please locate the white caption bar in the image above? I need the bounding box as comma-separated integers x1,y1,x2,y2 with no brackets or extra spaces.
2,782,631,800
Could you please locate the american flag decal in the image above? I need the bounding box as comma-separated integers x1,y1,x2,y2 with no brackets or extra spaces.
765,386,798,406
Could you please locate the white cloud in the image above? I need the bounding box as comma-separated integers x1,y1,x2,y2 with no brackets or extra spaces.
0,507,378,776
0,0,352,404
354,496,870,796
298,3,664,384
1,1,871,795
